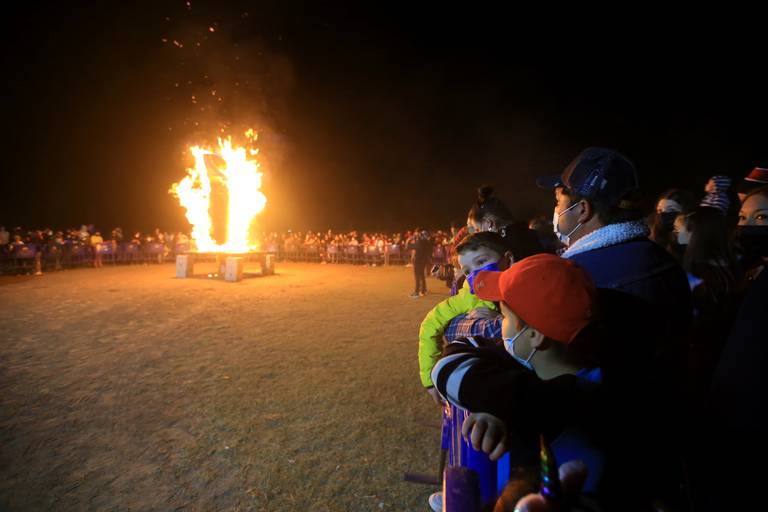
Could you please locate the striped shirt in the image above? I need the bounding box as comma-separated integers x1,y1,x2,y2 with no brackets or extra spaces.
700,175,732,214
430,337,594,429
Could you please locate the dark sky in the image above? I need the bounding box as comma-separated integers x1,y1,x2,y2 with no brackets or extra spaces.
2,2,766,233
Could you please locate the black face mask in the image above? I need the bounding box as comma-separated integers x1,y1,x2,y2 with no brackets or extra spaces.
655,212,679,231
738,225,768,259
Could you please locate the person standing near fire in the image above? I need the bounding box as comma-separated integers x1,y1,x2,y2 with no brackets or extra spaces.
410,229,433,298
91,231,104,268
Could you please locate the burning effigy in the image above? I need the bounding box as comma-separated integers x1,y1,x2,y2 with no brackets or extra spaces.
170,129,274,281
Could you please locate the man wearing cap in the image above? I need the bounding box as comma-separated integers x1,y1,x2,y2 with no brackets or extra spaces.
538,148,688,308
446,148,691,376
537,149,692,391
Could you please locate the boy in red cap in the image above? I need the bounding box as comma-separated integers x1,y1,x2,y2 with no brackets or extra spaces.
432,255,605,490
432,253,680,510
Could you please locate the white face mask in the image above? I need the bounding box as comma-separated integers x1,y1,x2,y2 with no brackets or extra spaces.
503,325,537,371
677,229,691,246
553,201,583,247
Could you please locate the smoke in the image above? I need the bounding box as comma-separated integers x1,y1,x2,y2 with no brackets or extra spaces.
159,2,295,229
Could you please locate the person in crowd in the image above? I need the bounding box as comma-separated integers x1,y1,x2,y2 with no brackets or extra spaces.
78,225,90,243
738,185,768,227
735,166,768,202
432,254,669,510
410,229,433,297
649,188,695,260
27,230,44,247
698,250,768,511
528,215,561,254
737,185,768,281
536,148,691,380
673,178,744,406
467,185,514,234
404,230,416,267
418,232,511,403
679,206,743,402
687,191,768,510
44,231,64,270
0,226,9,246
467,185,543,259
91,231,104,267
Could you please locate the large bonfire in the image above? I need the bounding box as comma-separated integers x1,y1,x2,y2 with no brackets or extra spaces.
170,129,266,253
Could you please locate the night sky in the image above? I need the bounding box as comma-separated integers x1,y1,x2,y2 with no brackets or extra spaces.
2,2,766,233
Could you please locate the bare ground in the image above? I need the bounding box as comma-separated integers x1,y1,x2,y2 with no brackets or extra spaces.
0,262,450,511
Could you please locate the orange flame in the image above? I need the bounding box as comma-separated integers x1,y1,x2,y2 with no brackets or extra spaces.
170,131,267,253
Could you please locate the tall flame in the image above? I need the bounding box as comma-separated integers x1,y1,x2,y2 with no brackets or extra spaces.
171,131,267,253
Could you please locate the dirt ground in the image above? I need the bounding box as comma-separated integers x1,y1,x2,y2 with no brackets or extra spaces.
0,262,451,511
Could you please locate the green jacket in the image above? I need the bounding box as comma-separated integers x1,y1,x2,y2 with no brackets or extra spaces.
417,281,498,387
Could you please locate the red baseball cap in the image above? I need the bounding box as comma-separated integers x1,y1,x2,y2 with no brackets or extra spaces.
737,167,768,194
745,167,768,184
473,254,596,343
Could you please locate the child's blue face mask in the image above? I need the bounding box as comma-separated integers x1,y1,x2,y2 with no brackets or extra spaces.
467,262,500,294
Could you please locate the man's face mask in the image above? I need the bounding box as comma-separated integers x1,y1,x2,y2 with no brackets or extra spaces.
503,325,536,371
467,262,500,294
553,201,583,247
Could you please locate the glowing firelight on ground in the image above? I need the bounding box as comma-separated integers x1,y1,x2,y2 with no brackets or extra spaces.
170,130,266,253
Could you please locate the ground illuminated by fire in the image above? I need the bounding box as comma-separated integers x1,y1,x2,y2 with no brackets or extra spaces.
0,262,444,510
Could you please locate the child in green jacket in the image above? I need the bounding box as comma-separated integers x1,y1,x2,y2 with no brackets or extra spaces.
418,232,513,403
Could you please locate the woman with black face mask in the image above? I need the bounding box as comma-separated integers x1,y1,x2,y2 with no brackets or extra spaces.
737,185,768,283
701,185,768,512
649,189,695,261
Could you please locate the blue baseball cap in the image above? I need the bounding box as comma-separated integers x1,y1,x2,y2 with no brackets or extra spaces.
537,147,640,208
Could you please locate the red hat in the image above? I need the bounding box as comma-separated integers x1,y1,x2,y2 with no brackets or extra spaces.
473,254,596,343
744,167,768,184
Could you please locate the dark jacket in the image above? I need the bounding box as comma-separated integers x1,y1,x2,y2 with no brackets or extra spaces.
568,238,691,319
413,237,433,264
433,289,681,510
691,269,768,511
569,238,692,391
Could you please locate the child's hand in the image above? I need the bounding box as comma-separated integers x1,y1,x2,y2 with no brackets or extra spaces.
705,178,717,194
461,412,507,461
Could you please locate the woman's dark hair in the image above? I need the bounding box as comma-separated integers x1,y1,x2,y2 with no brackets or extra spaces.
455,231,507,257
655,188,696,213
467,186,514,224
684,206,742,299
650,188,696,252
499,222,548,258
